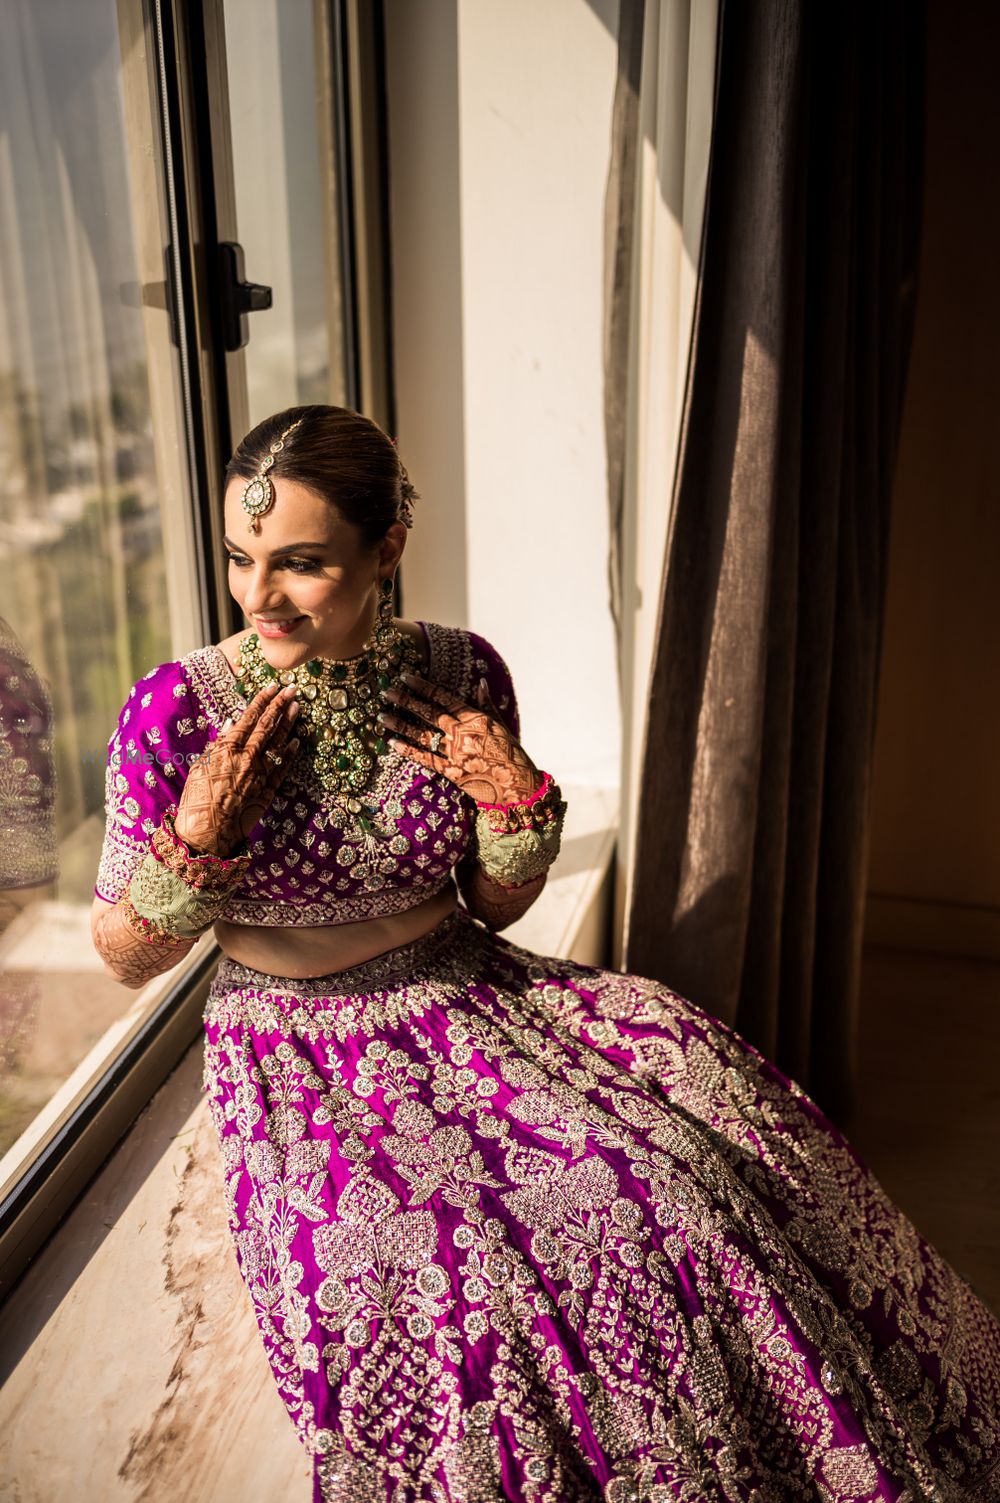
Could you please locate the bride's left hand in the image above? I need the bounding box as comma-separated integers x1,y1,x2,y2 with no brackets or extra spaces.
378,671,542,805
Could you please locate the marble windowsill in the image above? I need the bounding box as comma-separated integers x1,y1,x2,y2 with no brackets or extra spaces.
0,784,618,1502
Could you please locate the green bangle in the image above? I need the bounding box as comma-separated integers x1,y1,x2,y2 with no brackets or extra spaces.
126,850,233,939
474,811,563,885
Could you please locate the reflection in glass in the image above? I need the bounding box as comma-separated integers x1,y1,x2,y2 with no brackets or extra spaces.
0,0,187,1158
0,619,57,1131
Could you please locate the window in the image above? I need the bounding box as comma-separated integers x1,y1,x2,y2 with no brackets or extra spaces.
223,0,351,422
0,0,390,1293
0,0,199,1174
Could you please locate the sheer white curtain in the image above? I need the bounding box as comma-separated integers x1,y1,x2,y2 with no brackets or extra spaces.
609,0,719,965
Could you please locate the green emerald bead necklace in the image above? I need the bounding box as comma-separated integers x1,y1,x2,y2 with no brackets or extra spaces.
233,579,420,812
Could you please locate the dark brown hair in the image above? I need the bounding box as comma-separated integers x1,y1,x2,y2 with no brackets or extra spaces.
224,404,418,547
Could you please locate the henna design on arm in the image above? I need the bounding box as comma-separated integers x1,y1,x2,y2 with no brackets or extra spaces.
379,673,542,804
173,681,301,854
381,669,552,927
91,895,196,990
455,851,547,931
93,679,302,985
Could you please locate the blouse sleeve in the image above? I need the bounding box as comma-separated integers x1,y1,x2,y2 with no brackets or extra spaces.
464,629,520,740
94,659,210,904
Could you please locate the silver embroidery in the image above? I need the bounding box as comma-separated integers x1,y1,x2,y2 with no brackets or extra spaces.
96,628,488,925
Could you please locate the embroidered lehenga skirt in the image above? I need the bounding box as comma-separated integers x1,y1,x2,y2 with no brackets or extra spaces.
202,906,1000,1503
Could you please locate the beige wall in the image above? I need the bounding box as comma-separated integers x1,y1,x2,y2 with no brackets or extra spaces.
384,0,623,788
865,0,1000,954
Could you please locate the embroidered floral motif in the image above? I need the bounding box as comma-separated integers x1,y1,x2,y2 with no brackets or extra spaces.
94,623,517,925
0,618,58,889
200,908,1000,1502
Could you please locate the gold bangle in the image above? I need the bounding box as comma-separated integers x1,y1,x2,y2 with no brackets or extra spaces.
121,808,252,945
474,811,564,885
153,806,252,888
477,779,567,837
125,852,230,941
120,887,202,946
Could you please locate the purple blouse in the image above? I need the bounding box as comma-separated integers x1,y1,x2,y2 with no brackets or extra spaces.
95,621,520,926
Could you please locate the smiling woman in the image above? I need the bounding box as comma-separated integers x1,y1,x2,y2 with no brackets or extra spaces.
88,404,1000,1503
91,407,543,989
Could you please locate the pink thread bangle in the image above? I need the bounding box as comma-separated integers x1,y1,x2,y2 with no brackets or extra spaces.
158,805,251,871
475,770,553,813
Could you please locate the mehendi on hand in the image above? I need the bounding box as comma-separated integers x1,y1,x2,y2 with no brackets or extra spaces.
378,671,542,805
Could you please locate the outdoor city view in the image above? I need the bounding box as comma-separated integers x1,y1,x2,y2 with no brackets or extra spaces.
0,0,345,1164
0,0,174,1160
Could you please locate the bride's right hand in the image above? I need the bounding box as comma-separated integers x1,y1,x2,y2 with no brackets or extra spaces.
173,681,301,856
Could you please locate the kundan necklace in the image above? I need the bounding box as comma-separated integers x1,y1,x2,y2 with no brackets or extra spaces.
233,579,421,821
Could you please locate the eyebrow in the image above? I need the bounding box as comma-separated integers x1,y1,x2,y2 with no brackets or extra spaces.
223,536,327,556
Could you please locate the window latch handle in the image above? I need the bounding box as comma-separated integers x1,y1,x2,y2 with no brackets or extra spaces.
217,241,272,352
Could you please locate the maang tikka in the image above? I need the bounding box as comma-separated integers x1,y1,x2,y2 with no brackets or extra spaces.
241,418,303,533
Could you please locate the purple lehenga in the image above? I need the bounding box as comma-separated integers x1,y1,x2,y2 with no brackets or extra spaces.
97,622,1000,1503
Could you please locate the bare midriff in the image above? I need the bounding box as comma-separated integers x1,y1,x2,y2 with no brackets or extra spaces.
210,618,460,979
212,881,459,979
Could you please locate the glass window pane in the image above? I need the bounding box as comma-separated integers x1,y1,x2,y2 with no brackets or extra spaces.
223,0,350,424
0,0,202,1172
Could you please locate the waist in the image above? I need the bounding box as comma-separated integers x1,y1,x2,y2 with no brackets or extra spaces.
215,873,454,928
210,902,477,999
213,881,459,978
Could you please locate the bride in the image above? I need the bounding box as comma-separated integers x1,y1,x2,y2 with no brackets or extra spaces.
92,404,1000,1503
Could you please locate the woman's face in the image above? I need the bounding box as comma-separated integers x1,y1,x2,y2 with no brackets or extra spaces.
222,476,406,667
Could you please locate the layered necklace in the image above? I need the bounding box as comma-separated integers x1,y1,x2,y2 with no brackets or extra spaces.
233,579,421,827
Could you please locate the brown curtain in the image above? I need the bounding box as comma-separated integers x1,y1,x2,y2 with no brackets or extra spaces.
623,0,925,1123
